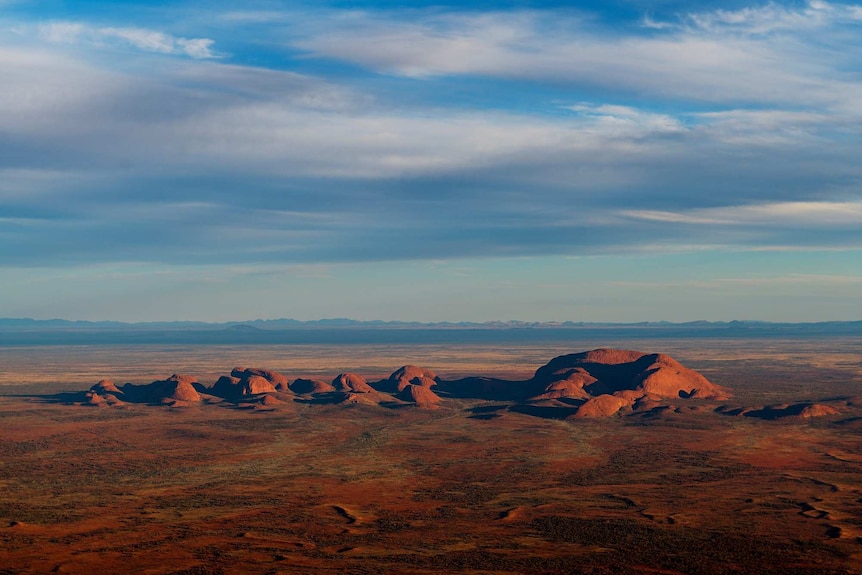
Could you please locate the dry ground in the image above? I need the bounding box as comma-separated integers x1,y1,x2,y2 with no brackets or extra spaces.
1,339,861,574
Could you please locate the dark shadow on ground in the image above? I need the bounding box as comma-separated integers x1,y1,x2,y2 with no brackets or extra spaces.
508,404,580,419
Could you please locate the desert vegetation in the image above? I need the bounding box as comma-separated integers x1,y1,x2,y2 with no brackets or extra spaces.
0,339,860,574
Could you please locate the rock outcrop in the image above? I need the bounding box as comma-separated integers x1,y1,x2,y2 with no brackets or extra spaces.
397,383,442,408
722,401,843,420
81,348,743,417
210,368,289,399
529,348,731,418
231,368,290,391
212,376,242,399
529,349,730,418
290,378,336,395
800,403,839,418
90,379,123,395
332,373,375,393
383,365,439,393
572,394,629,418
119,374,202,405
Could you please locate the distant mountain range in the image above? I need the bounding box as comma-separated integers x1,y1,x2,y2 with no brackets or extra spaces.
1,317,860,345
4,317,860,329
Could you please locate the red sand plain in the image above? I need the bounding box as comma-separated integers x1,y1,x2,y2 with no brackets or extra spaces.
1,338,861,574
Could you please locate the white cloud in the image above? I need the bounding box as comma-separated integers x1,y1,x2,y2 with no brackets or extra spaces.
100,27,177,53
0,47,121,127
622,201,862,227
291,3,862,109
567,103,685,134
689,109,841,145
37,22,85,43
688,1,862,34
1,6,861,266
37,21,217,58
176,38,216,59
0,44,693,180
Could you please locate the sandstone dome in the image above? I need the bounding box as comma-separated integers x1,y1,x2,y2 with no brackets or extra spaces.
385,365,440,393
90,379,123,395
120,374,202,404
531,349,730,417
332,373,375,393
397,383,442,408
231,367,290,391
533,349,730,401
290,378,336,395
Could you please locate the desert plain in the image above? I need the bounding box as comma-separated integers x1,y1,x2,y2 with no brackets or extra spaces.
1,337,862,574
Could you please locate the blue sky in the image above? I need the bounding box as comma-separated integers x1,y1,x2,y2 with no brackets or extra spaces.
1,0,860,322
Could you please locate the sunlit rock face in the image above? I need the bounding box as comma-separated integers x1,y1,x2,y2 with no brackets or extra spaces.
531,349,731,417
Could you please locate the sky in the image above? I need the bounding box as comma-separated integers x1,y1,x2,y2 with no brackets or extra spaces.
1,0,861,322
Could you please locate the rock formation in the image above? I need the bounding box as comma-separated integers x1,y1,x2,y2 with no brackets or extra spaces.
572,394,629,418
382,365,439,393
91,379,122,395
800,403,839,418
332,373,375,393
231,368,290,391
528,349,731,417
397,383,442,408
119,374,202,405
211,376,243,399
290,378,336,395
718,401,844,419
79,349,757,418
241,375,278,395
210,368,289,399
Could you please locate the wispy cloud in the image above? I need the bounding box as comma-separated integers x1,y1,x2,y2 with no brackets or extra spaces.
611,273,862,290
622,201,862,227
687,1,862,34
567,103,685,134
37,21,217,58
290,2,862,110
0,2,860,269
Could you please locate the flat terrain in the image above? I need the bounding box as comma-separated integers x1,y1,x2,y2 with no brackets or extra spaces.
1,339,861,574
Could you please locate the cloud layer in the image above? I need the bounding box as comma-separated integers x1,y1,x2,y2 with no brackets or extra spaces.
38,21,217,58
1,0,861,272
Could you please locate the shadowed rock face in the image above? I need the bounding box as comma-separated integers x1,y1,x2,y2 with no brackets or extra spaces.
212,376,242,399
437,377,529,401
120,374,202,404
529,368,595,401
717,402,843,420
290,378,336,395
